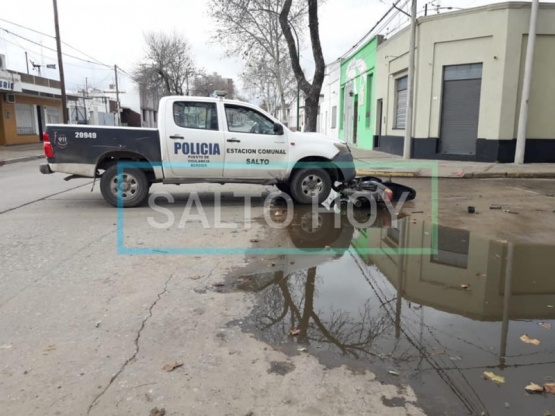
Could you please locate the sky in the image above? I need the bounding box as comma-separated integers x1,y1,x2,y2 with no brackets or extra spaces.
0,0,548,112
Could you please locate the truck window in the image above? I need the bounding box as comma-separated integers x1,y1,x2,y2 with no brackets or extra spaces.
173,102,219,130
224,104,276,135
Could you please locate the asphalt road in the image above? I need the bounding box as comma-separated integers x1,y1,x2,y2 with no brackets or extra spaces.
0,161,427,416
2,161,554,415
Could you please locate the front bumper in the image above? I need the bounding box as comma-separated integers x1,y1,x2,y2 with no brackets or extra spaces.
332,151,356,183
40,164,53,174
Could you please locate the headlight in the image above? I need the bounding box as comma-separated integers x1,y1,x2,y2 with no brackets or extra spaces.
334,142,350,153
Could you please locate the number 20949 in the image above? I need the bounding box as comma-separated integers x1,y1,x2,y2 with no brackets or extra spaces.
75,131,97,139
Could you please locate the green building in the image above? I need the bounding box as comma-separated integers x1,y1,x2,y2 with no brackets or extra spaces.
339,35,383,149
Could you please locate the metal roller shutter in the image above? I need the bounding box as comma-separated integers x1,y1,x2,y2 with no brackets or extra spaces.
440,63,483,155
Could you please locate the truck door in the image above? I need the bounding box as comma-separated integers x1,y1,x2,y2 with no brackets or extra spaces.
223,104,288,179
164,100,224,178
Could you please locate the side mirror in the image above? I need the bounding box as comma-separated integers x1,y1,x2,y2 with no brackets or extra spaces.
274,123,284,135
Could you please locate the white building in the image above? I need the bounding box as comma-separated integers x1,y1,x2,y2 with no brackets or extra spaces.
317,59,341,139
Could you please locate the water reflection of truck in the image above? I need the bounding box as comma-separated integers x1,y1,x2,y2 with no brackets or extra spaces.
237,206,396,290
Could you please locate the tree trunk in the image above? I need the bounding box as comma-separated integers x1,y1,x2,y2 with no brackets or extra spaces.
280,0,325,133
304,95,319,132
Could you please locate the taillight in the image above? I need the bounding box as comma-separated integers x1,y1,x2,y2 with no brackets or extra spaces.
384,188,393,202
43,132,54,158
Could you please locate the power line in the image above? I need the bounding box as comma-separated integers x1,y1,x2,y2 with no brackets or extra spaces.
0,18,112,68
0,26,112,68
338,0,409,60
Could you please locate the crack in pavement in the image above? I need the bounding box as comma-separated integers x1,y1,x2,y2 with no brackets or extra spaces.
86,273,174,415
0,181,92,215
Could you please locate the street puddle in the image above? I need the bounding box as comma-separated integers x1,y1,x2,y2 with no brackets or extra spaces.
227,207,555,416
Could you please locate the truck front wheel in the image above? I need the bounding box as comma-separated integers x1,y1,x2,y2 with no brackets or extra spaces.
289,168,332,205
100,164,150,208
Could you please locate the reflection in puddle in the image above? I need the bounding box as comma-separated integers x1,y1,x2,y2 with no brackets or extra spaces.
231,208,555,416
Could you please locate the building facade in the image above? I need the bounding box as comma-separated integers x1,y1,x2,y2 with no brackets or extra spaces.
375,1,555,162
339,35,383,149
0,61,63,146
318,60,341,138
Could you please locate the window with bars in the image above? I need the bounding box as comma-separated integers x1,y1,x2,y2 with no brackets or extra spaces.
394,76,408,129
15,104,36,135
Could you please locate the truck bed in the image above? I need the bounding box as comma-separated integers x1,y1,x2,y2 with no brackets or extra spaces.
45,124,162,174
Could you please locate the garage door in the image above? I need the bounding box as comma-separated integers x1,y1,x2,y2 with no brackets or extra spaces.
440,64,483,155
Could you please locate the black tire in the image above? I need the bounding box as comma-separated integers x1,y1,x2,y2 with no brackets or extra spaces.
100,164,150,208
289,168,332,205
275,182,291,195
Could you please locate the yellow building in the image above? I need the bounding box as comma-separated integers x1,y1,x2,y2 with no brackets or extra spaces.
0,68,63,146
375,2,555,163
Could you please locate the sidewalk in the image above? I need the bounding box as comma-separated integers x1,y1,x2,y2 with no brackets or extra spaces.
0,143,44,166
351,147,555,179
2,143,555,179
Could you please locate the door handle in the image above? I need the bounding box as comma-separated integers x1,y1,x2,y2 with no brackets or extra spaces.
227,138,241,143
169,135,184,140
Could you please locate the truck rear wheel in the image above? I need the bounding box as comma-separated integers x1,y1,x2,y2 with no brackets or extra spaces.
100,164,150,208
289,168,332,205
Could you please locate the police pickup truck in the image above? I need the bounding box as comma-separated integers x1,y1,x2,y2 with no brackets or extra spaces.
40,95,356,207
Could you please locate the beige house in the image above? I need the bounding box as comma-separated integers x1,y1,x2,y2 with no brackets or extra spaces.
375,2,555,163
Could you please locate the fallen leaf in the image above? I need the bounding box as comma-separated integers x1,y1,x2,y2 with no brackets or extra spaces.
544,383,555,394
162,361,183,372
483,371,505,384
539,322,552,330
431,349,445,356
289,328,301,336
388,370,400,376
520,335,541,346
460,284,470,289
449,356,462,361
524,382,544,393
297,347,307,352
324,245,331,249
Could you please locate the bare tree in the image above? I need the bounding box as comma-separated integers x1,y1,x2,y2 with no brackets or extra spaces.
241,57,296,118
191,71,236,98
209,0,306,122
133,31,196,96
280,0,325,131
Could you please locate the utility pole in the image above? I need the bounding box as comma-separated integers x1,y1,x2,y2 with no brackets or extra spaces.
114,65,121,126
83,77,88,124
403,0,417,159
515,0,539,164
52,0,68,124
25,52,29,74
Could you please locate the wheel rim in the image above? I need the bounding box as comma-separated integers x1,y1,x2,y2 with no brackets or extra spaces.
300,174,324,198
110,172,140,200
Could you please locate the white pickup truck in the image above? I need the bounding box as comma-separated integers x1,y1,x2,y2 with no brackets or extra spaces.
40,95,356,207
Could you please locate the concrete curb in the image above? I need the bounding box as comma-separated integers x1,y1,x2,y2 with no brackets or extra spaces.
0,155,44,166
356,169,417,178
355,168,555,179
462,171,555,179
